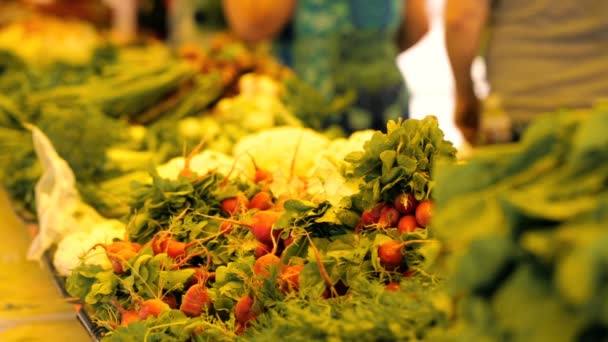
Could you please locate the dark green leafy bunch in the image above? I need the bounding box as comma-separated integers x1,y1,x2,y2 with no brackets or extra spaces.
0,44,117,102
431,104,608,342
0,95,39,215
243,275,447,342
345,116,457,211
126,170,251,244
34,103,130,182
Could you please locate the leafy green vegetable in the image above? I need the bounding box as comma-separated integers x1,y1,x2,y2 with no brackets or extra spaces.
432,105,608,341
346,116,457,211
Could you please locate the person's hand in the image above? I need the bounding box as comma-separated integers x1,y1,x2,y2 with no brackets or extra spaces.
454,94,481,146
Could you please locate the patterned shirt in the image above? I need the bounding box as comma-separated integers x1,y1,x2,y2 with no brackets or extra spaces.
276,0,409,132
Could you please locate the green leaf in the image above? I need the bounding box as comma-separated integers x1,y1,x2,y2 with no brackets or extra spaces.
450,236,518,296
84,270,118,305
159,269,196,291
299,262,327,298
65,264,105,300
379,150,396,176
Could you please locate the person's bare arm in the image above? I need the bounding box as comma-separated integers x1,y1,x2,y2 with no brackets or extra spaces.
222,0,296,43
444,0,489,144
398,0,429,51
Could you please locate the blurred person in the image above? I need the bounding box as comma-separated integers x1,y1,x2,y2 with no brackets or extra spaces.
222,0,429,133
445,0,608,145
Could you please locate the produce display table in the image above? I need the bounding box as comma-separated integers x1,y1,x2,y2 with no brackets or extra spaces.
0,188,90,341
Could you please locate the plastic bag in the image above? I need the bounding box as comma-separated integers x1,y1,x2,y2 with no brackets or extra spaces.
26,125,103,261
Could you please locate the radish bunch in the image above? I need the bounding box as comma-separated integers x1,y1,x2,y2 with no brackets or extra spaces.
357,192,433,234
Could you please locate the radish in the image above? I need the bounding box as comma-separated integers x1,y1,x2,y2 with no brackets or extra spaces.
186,268,215,287
180,283,211,317
254,168,273,184
235,294,258,324
250,210,282,246
415,200,433,227
139,298,170,320
397,215,418,234
403,269,416,278
378,241,403,270
385,282,400,292
248,191,274,211
149,231,210,267
394,193,417,215
377,205,400,228
370,202,384,221
221,193,249,216
93,241,141,274
355,209,377,234
111,300,141,327
164,239,188,259
120,310,140,326
255,243,273,258
196,210,283,246
253,253,281,277
378,240,432,271
279,264,305,292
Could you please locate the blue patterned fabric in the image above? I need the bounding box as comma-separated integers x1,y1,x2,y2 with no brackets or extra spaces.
275,0,409,132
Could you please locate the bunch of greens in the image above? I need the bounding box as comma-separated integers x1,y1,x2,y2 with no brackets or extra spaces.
431,104,608,341
345,116,457,211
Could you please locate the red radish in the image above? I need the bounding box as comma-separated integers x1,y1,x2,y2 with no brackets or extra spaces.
180,283,211,317
254,168,273,184
250,210,282,246
378,239,431,271
192,268,215,283
195,211,282,246
359,211,376,226
112,300,141,327
403,269,416,278
139,299,170,320
235,294,258,324
221,193,249,216
378,241,404,271
248,191,274,210
394,193,418,215
149,231,209,267
151,234,186,259
280,264,305,292
186,268,215,287
377,205,400,228
248,154,273,184
164,239,188,259
255,243,273,258
415,200,433,227
397,215,418,234
370,202,384,221
120,310,140,326
93,241,141,274
253,253,281,277
386,282,400,292
355,210,377,234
